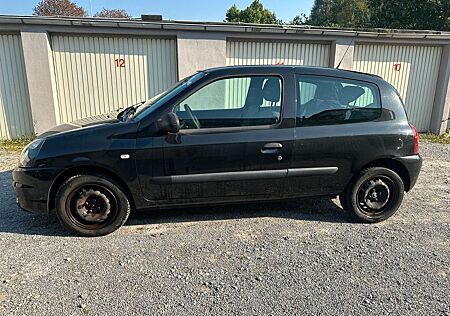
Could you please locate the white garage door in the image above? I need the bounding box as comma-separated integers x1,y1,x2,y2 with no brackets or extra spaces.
225,40,330,108
353,44,442,132
51,35,178,124
0,34,33,140
227,40,330,67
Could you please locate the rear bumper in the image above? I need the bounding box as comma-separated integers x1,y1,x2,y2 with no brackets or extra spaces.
394,154,422,191
12,167,61,214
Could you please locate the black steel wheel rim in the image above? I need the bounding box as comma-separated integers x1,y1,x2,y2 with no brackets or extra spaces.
65,183,119,230
356,175,396,216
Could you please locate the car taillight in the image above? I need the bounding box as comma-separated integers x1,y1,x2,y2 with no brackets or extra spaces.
409,122,419,155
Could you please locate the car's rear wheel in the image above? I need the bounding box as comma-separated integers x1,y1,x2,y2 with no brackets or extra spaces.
55,174,130,236
339,167,404,223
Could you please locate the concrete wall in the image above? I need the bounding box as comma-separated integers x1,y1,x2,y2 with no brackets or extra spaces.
330,38,354,69
20,27,57,134
177,31,227,79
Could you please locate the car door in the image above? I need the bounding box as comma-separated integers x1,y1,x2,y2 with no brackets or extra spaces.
139,71,296,205
291,72,385,197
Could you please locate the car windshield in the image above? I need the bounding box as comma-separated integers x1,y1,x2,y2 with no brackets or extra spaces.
132,72,206,120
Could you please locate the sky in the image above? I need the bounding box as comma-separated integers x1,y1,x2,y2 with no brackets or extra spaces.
0,0,314,22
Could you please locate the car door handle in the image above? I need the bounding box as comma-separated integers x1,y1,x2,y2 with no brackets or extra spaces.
261,143,282,154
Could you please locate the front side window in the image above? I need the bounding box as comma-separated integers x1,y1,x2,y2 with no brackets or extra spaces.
297,75,381,126
175,76,282,129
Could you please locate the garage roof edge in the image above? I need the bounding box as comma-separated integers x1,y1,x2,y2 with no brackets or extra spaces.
0,15,449,40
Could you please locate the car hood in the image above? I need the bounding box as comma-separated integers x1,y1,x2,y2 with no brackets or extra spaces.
39,112,120,138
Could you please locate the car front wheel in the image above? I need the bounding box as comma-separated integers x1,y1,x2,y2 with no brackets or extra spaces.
55,174,130,236
340,167,405,223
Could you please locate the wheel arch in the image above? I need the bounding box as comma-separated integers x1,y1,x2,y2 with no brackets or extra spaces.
48,165,136,212
352,158,411,192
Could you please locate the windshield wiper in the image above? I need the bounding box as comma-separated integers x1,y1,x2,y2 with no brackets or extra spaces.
117,101,145,121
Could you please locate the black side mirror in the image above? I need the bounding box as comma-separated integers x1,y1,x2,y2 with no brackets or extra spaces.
157,112,180,134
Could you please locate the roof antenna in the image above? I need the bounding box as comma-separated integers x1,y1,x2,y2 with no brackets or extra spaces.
336,38,354,69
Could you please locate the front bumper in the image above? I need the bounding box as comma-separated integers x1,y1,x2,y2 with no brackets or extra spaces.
12,167,61,214
394,154,422,191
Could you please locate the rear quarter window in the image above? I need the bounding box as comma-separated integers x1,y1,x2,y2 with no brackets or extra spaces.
296,75,382,127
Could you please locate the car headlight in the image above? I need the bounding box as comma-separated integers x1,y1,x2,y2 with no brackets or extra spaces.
19,138,45,167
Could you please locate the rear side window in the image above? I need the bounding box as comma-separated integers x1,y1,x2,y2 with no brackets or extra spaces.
296,75,381,126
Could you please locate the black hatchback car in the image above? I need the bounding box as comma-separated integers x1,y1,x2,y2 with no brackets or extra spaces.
13,66,422,236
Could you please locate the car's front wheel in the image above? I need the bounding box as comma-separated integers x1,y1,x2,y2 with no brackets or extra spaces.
55,174,130,236
340,167,405,223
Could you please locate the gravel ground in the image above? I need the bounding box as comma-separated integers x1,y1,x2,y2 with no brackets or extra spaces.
0,142,449,315
0,150,19,172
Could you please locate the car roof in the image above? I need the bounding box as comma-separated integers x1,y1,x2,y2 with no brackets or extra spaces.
203,65,383,82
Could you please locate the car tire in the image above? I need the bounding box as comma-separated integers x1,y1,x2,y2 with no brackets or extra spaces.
55,174,130,237
339,167,404,223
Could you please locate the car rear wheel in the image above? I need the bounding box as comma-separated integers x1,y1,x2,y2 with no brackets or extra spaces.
55,174,130,236
339,167,404,223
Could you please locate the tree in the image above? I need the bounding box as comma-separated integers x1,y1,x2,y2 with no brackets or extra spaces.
225,0,279,24
304,0,449,31
225,5,241,22
33,0,87,17
368,0,449,31
94,8,131,19
290,14,310,25
309,0,371,28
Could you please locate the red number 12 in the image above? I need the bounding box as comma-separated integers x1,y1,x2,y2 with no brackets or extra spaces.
115,58,125,68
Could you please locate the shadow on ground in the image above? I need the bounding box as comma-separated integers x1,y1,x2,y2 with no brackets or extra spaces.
0,170,352,237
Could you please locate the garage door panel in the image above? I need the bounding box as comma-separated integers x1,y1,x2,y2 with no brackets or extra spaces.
354,44,442,132
227,40,330,67
52,35,177,124
0,34,33,140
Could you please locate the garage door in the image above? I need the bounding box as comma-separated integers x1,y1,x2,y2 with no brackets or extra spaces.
0,34,33,140
51,35,177,124
353,44,442,132
226,40,330,108
227,40,330,67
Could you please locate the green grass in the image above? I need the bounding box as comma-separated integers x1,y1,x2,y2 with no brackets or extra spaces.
420,130,450,145
0,136,35,153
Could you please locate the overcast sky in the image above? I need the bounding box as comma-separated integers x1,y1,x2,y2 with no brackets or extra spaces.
0,0,315,22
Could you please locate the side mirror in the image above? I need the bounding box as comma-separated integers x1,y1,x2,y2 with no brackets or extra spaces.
157,112,180,134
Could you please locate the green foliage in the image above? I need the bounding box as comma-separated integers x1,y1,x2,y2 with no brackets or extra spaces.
0,136,36,153
309,0,371,28
94,8,131,19
368,0,450,31
290,14,310,25
420,130,450,144
306,0,449,30
226,5,242,22
225,0,279,24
